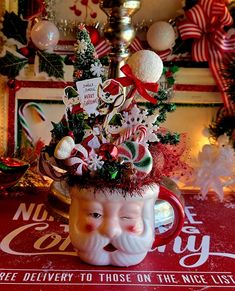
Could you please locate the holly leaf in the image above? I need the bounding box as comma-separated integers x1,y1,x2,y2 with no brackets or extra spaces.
0,50,28,78
37,51,64,79
51,121,69,142
2,11,28,45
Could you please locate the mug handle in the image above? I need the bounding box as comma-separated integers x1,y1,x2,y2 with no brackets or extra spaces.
152,185,185,249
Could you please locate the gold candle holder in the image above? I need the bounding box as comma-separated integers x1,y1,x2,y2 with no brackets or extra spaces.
99,0,142,78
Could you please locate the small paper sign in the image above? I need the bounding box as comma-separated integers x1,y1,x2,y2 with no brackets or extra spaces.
76,77,102,116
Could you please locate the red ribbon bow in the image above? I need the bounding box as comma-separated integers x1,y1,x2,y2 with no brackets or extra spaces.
178,0,235,112
116,64,159,105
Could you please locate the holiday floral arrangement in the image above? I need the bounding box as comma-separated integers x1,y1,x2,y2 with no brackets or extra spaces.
38,24,190,192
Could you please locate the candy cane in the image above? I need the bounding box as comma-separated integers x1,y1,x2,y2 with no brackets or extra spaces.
118,141,153,175
114,125,147,145
133,125,147,143
19,102,46,145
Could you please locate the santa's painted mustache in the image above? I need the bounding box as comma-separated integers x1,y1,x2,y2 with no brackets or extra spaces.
70,219,154,266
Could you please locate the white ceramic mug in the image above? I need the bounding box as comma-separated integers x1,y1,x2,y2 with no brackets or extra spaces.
69,183,184,267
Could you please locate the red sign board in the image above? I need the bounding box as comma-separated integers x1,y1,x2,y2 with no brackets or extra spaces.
0,189,234,290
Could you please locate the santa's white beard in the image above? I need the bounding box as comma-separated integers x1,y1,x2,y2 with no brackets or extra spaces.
70,219,154,267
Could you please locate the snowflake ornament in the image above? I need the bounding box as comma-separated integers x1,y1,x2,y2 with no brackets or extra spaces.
74,39,87,54
87,150,104,171
90,62,104,77
192,136,235,201
122,105,159,144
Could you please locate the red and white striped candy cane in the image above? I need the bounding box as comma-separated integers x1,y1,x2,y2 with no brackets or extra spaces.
133,125,147,143
114,125,147,145
19,102,46,145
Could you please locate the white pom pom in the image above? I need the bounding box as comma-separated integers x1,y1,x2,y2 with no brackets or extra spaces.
54,136,75,160
127,50,163,83
147,21,175,51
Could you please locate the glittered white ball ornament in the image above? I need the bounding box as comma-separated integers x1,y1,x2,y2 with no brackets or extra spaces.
147,21,175,51
127,50,163,83
31,20,60,51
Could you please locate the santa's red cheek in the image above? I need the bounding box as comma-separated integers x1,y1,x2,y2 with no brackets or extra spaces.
127,225,136,233
85,224,94,232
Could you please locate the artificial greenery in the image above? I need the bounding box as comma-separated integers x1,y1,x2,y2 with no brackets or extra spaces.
73,24,105,83
2,11,28,45
138,66,180,145
36,51,64,79
0,51,28,78
0,12,65,80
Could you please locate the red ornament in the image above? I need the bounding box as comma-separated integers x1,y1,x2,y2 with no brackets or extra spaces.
98,143,118,161
68,131,75,139
7,79,21,91
86,26,100,46
18,47,30,57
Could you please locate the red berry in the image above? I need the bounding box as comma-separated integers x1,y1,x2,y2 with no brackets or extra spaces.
75,9,82,16
19,47,30,57
90,12,97,19
81,0,88,5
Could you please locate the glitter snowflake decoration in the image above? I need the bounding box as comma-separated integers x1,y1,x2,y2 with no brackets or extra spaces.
90,62,105,77
87,150,104,171
74,39,87,54
122,105,159,144
192,141,235,201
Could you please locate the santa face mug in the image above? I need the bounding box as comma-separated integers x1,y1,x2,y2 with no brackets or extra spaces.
69,183,185,267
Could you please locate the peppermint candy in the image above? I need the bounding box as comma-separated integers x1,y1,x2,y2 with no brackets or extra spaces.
118,141,153,175
38,151,65,181
65,144,89,176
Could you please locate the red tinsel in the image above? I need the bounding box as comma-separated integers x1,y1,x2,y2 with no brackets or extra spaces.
150,132,193,183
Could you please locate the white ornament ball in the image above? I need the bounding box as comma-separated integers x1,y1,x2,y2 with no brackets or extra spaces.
147,21,175,51
127,50,163,83
31,20,60,51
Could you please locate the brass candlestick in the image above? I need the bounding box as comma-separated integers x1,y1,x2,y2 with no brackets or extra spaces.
99,0,142,78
